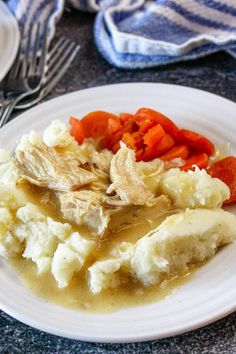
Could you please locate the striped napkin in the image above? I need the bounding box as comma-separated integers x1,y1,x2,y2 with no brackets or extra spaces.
5,0,236,69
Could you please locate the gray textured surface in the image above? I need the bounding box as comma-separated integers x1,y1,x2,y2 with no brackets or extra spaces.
1,10,236,354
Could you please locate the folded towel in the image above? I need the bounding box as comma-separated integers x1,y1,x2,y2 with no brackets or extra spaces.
5,0,236,68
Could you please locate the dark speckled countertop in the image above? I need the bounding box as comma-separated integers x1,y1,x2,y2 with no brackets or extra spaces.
1,10,236,354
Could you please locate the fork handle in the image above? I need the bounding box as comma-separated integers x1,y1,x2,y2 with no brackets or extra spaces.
0,99,18,128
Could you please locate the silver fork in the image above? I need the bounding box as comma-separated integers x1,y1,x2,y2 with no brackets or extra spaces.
0,22,48,127
15,38,80,110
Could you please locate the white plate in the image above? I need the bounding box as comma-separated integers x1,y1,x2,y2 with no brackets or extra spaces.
0,1,19,81
0,83,236,343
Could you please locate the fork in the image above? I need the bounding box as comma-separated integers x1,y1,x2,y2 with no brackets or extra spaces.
0,22,48,127
15,38,80,110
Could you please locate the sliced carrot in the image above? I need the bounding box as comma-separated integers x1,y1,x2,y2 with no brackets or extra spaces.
181,152,209,171
107,118,121,135
177,129,215,155
136,149,144,161
119,113,134,124
136,107,179,139
81,111,118,138
132,132,144,150
159,144,190,161
122,133,136,150
69,117,85,145
112,142,121,154
99,135,114,150
109,121,137,150
139,119,156,134
143,124,165,148
141,134,175,162
208,156,236,205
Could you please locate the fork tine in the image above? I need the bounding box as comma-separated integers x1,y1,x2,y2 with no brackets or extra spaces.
48,37,65,59
8,23,26,79
48,38,71,70
46,41,78,83
13,42,80,110
29,23,41,73
44,44,80,96
21,23,33,78
37,23,49,76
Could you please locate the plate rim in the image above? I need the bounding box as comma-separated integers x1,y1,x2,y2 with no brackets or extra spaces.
0,82,236,343
2,82,236,131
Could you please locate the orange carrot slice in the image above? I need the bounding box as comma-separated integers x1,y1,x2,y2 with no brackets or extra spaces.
136,107,179,139
143,124,165,148
159,144,190,161
181,152,209,171
141,134,175,161
81,111,118,138
122,133,136,150
69,117,85,145
177,129,215,155
208,156,236,205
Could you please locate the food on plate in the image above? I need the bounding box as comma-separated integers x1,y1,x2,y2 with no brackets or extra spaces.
70,107,215,170
208,157,236,205
0,107,236,312
89,208,236,293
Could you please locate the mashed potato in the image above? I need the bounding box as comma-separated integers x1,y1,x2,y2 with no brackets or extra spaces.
0,195,95,285
89,208,236,293
43,120,74,147
159,167,229,209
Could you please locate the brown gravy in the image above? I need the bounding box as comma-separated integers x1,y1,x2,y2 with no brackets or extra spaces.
9,183,194,313
10,256,193,313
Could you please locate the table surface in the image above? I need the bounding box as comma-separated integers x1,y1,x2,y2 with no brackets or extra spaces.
1,10,236,354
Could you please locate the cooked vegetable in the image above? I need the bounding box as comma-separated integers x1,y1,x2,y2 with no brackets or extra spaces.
81,111,118,138
122,133,136,150
136,107,179,139
143,124,165,148
177,129,215,155
141,134,175,162
208,156,236,205
159,144,190,161
69,108,216,166
119,113,134,124
181,153,209,171
69,117,85,145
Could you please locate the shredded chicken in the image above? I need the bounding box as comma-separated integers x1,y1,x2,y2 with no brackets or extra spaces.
65,140,97,165
92,149,113,173
106,143,155,206
59,190,110,235
14,142,96,192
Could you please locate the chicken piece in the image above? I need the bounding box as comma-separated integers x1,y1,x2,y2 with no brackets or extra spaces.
59,190,110,236
137,158,164,194
14,141,96,192
65,139,98,165
92,149,113,173
107,143,155,206
88,164,111,193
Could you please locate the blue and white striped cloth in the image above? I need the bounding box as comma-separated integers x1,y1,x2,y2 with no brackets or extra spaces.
4,0,236,68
